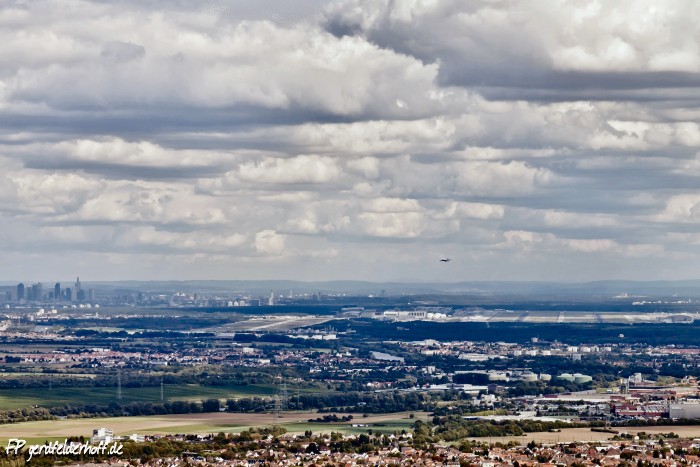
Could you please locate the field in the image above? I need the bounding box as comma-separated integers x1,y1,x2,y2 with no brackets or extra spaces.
0,383,284,410
0,411,426,445
0,372,97,379
472,425,700,444
4,411,700,447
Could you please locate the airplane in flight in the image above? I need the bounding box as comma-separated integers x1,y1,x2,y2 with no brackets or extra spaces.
439,257,452,262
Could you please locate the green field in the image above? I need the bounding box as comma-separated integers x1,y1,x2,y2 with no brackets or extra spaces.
0,383,282,410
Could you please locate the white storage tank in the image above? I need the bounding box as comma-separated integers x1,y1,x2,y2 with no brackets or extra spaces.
573,373,593,384
488,372,509,381
520,372,538,382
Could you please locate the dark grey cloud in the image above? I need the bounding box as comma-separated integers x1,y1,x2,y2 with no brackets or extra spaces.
323,1,700,105
100,41,145,62
24,159,222,180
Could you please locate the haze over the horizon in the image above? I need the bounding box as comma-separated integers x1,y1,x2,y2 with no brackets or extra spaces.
3,1,700,282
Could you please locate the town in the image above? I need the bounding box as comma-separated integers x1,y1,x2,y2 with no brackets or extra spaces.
4,284,700,464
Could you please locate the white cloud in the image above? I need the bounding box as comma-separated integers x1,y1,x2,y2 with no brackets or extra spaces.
441,202,504,220
1,169,104,214
564,238,617,253
63,182,229,225
346,156,380,178
454,161,554,197
358,212,425,238
656,194,700,223
238,155,341,184
1,7,442,118
115,227,247,252
498,230,662,258
542,210,618,228
326,0,700,75
254,229,287,255
362,197,421,213
48,137,232,168
292,118,457,155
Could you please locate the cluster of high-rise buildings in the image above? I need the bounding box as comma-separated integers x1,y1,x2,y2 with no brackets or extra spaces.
2,277,94,304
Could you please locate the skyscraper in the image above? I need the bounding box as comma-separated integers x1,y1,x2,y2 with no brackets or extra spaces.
30,283,43,301
54,283,61,301
16,283,24,301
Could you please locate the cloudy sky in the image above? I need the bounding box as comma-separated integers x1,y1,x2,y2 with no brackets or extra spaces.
3,0,700,283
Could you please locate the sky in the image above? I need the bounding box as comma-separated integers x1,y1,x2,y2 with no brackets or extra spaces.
2,0,700,283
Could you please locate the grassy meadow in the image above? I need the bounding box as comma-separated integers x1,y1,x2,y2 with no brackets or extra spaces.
0,383,281,410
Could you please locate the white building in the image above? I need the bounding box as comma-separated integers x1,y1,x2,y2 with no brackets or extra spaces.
91,428,114,444
670,403,700,419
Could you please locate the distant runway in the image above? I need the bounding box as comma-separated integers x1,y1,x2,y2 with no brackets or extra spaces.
448,309,698,324
203,315,335,333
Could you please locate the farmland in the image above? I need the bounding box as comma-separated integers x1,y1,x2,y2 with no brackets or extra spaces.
473,425,700,444
0,411,426,445
0,383,282,410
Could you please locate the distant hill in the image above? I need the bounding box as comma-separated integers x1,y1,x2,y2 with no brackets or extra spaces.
7,279,697,298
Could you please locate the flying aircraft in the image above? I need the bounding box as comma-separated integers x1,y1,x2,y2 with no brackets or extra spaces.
439,257,452,262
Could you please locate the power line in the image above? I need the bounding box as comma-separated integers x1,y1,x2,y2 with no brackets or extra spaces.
117,368,122,402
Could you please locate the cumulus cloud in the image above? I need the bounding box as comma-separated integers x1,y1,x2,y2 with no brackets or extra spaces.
346,156,380,178
238,155,341,184
0,166,104,215
115,227,247,252
441,202,504,220
59,181,230,226
323,0,700,97
1,0,700,281
655,194,700,223
254,230,287,255
1,5,442,119
358,211,425,239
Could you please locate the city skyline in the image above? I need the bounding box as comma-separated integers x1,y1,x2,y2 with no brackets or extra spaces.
2,1,700,282
3,276,88,302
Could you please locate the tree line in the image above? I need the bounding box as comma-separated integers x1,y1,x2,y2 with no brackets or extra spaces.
0,390,434,425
